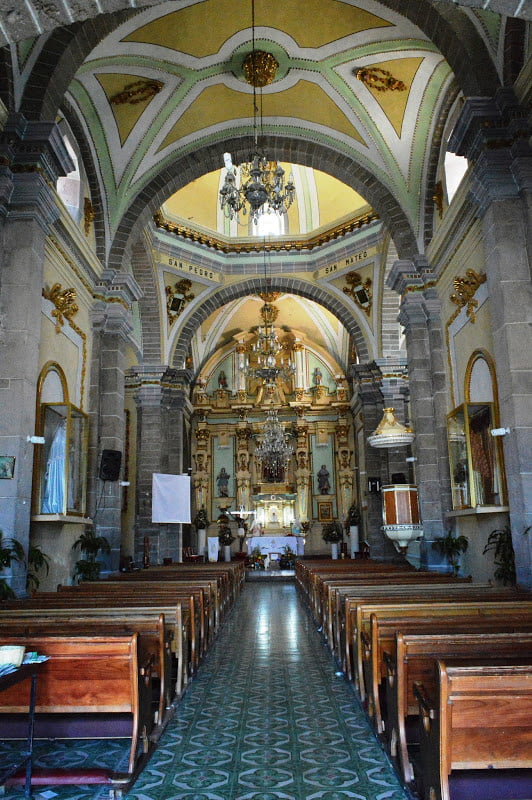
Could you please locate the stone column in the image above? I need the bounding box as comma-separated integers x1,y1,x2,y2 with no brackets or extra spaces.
350,362,395,560
0,115,73,594
130,366,192,564
449,88,532,587
293,341,305,391
387,263,451,567
88,274,142,574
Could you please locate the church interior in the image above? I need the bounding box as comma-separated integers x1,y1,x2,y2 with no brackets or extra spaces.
0,1,531,798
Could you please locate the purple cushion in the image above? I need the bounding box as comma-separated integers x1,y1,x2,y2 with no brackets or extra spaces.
449,769,532,800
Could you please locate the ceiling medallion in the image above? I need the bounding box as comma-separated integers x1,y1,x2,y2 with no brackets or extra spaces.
356,67,406,93
110,79,162,106
343,271,372,315
242,50,279,87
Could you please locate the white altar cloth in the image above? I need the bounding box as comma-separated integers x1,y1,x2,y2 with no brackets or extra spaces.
247,536,304,556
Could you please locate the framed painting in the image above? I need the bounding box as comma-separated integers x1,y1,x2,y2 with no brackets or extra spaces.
0,456,15,479
318,501,333,522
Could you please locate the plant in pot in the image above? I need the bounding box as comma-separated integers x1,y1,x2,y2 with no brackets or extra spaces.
218,525,235,562
322,521,343,559
0,533,25,600
432,530,468,576
483,525,530,586
194,507,209,558
279,544,295,569
234,516,249,553
26,543,51,593
72,526,111,583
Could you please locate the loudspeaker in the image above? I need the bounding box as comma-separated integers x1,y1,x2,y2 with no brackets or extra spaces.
99,449,122,481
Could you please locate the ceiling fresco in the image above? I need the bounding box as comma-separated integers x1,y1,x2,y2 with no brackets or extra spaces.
64,0,457,248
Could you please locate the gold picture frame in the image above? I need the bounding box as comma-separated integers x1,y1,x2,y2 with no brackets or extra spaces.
318,501,333,522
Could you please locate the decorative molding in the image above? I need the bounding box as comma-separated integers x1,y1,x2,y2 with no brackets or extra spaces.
154,209,379,253
449,269,486,322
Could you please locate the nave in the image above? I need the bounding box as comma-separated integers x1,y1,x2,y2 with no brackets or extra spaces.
3,582,409,800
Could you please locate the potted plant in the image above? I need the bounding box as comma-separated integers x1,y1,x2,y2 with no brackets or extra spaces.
248,546,265,570
279,544,295,569
26,543,51,593
322,521,343,560
346,503,361,557
483,525,530,586
72,526,111,583
194,507,209,558
432,530,468,576
0,533,25,600
218,525,235,562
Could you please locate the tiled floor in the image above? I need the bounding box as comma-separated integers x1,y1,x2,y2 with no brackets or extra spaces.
2,581,412,800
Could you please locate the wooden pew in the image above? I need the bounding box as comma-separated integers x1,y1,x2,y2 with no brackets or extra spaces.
0,634,152,792
3,595,193,694
414,660,532,800
384,630,532,785
0,613,174,726
361,602,532,733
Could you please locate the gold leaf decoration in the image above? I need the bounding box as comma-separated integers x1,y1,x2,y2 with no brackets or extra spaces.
43,283,79,333
356,67,407,92
343,271,372,315
166,279,195,326
450,270,486,323
110,79,163,106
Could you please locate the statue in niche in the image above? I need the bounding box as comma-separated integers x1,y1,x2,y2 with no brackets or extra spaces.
313,367,323,386
218,370,228,389
317,464,330,494
216,467,230,497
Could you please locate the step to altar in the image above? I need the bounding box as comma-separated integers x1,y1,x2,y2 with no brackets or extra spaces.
245,568,295,581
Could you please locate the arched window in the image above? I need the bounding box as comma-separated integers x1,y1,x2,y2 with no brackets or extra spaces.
254,210,286,237
56,135,82,221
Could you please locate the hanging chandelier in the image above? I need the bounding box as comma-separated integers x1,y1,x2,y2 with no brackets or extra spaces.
255,408,294,472
219,0,295,225
241,293,296,384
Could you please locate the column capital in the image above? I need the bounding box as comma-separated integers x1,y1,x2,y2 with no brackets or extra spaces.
127,365,193,407
96,270,143,306
349,361,383,403
91,301,135,342
0,114,75,184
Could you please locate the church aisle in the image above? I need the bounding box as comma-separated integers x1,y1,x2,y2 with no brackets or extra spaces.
127,581,411,800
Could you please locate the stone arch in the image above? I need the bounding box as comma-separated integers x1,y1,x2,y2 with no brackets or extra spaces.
169,276,371,371
130,237,162,364
107,133,420,276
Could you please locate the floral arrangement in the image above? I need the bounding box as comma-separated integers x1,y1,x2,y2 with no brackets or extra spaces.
322,521,343,543
218,525,235,546
194,507,209,529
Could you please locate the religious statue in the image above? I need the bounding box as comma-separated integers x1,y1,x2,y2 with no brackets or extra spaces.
313,367,323,385
218,370,228,389
216,467,230,497
317,464,330,494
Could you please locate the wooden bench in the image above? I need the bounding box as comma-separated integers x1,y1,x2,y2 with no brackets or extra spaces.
3,595,192,695
414,659,532,800
361,602,532,734
0,634,152,793
0,612,174,726
384,630,532,785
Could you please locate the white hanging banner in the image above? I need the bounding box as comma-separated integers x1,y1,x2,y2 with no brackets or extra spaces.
152,473,191,523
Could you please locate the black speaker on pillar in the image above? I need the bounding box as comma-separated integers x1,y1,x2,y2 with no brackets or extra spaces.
99,449,122,481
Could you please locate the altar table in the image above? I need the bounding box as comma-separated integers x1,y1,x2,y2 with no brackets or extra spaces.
247,536,305,557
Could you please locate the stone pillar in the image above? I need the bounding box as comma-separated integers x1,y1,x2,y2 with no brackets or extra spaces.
88,274,142,574
350,362,396,561
449,88,532,587
293,341,305,391
130,366,192,564
0,115,73,594
387,263,451,568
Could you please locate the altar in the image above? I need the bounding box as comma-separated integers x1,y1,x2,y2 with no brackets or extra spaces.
247,536,305,557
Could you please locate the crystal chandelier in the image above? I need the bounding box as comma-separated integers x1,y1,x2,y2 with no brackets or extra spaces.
241,294,296,384
219,0,295,225
255,408,294,472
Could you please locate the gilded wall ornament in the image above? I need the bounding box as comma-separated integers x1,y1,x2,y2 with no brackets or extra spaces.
450,269,486,322
110,79,163,105
343,271,372,315
43,283,79,333
356,67,407,92
83,197,95,236
166,279,195,325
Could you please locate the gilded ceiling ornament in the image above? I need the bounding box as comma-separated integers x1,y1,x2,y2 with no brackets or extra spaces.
450,270,486,322
166,279,195,326
343,271,372,315
259,301,279,325
242,50,279,87
259,291,281,303
356,67,407,93
43,283,79,333
432,180,444,218
83,197,95,236
110,79,163,106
